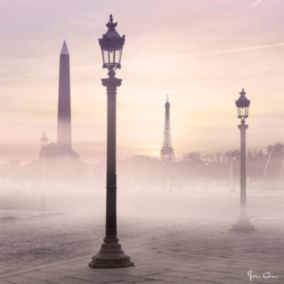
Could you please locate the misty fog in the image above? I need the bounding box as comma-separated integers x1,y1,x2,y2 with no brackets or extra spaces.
0,146,283,274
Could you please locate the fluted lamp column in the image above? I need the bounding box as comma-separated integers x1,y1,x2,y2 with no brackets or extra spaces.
89,15,133,269
231,88,255,232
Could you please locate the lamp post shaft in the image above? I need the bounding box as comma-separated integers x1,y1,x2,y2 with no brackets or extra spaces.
231,117,254,231
104,70,120,241
239,119,248,214
89,70,133,268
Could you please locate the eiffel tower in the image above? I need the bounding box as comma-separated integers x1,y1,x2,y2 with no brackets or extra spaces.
160,96,175,160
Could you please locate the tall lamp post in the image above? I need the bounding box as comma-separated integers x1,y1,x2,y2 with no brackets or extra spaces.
231,88,255,232
39,132,48,211
89,15,133,268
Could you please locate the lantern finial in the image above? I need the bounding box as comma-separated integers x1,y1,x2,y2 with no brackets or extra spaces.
106,14,117,29
240,88,246,96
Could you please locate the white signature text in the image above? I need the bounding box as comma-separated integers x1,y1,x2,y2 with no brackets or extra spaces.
247,270,279,282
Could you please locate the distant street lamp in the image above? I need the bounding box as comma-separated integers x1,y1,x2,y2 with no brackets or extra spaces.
89,15,133,268
231,88,255,232
39,132,48,211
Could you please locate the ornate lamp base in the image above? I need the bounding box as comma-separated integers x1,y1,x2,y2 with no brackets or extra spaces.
89,239,134,269
231,215,255,232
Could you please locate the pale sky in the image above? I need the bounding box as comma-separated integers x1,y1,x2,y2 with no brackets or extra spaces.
0,0,283,162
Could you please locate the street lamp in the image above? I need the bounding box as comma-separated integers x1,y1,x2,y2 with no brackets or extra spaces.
89,15,133,268
39,132,48,211
231,88,255,232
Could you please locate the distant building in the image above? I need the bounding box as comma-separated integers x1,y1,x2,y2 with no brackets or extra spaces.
160,96,175,161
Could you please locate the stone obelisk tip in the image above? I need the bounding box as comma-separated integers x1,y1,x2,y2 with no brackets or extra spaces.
60,40,69,55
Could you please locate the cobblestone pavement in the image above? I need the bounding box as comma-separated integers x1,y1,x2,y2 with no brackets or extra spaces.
0,216,283,284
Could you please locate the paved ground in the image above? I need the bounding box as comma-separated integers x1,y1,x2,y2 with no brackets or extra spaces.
0,214,283,284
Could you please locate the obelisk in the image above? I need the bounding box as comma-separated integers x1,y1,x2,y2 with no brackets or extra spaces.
57,41,72,150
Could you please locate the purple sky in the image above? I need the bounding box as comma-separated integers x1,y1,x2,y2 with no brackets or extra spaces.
0,0,284,162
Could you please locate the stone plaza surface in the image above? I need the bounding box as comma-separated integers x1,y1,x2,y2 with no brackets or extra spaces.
0,214,283,284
